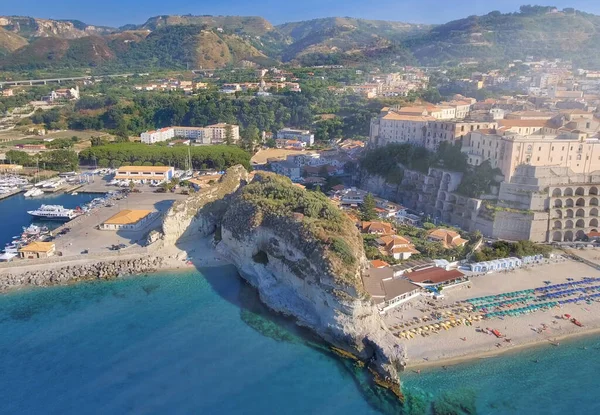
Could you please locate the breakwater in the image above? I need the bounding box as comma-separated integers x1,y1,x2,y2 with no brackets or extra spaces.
0,256,164,292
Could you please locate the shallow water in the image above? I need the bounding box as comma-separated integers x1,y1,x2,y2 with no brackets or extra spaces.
0,268,599,414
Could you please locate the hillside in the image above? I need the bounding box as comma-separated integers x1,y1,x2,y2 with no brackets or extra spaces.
406,7,600,66
0,16,115,39
277,17,428,64
135,15,275,37
4,7,600,70
0,27,28,56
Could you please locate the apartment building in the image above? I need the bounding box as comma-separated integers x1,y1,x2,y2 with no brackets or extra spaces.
370,104,489,150
277,128,315,146
140,124,239,144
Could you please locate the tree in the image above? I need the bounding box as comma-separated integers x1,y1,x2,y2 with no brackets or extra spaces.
241,125,260,153
360,193,378,221
224,124,234,145
128,181,135,190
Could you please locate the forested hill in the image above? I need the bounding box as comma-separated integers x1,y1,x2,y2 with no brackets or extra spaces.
3,6,600,70
405,6,600,67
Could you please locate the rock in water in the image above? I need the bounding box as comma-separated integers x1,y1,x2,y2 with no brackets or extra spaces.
161,166,406,391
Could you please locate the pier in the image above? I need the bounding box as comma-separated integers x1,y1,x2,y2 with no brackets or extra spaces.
0,189,22,201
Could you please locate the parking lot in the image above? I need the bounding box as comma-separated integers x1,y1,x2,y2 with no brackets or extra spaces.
53,191,187,256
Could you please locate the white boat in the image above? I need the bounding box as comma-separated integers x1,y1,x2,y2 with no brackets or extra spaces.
27,204,80,221
24,188,44,197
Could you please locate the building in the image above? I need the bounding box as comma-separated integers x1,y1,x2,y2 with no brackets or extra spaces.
375,235,420,260
140,124,239,145
277,128,315,146
43,86,79,102
270,161,301,181
18,241,55,259
275,139,306,149
0,164,23,172
404,267,466,288
462,128,600,181
115,166,174,183
370,105,490,150
360,221,394,235
361,267,422,311
427,229,468,248
101,209,154,231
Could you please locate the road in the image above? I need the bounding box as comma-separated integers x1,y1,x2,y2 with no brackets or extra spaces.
0,73,135,87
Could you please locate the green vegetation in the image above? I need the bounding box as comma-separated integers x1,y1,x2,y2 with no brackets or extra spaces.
5,149,78,172
79,143,251,170
456,160,502,198
237,173,361,275
473,240,552,262
360,142,468,180
359,193,377,221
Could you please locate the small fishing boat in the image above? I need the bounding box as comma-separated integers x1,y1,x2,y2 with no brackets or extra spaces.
571,318,583,327
492,329,503,338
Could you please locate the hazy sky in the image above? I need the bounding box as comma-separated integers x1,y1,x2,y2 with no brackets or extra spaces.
4,0,600,27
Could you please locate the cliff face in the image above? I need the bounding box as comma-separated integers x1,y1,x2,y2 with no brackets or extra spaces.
0,17,113,39
160,166,406,387
161,165,249,245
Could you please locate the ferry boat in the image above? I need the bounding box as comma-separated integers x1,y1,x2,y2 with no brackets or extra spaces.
27,204,80,221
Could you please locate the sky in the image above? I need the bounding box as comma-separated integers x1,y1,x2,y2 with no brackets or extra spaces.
3,0,600,27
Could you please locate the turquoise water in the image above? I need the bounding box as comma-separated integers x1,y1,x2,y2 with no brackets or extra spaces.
0,193,101,247
1,268,600,414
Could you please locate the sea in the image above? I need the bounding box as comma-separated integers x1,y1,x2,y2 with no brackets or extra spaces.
2,194,600,414
0,193,101,247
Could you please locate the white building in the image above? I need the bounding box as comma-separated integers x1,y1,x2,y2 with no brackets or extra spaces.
277,128,315,146
140,124,239,145
115,166,174,183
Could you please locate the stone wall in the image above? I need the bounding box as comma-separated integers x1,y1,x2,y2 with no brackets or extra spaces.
0,256,164,292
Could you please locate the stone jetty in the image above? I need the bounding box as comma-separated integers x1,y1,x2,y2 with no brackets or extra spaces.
0,256,164,292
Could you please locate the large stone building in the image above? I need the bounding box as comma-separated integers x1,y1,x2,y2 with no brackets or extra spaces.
141,124,239,144
369,103,495,150
462,112,600,181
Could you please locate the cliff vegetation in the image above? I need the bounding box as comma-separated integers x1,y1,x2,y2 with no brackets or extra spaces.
226,172,364,284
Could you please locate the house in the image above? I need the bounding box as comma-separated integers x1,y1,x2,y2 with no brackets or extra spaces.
360,221,394,236
405,267,466,287
18,241,55,259
101,209,154,231
270,161,301,181
376,235,420,260
370,259,390,268
427,229,468,248
277,128,315,146
275,139,306,149
0,164,23,172
361,267,422,311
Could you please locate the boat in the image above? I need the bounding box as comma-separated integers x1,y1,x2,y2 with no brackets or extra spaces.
27,205,80,221
492,329,503,338
571,318,583,327
24,187,44,197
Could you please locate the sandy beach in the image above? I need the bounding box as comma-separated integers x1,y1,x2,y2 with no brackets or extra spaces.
383,259,600,369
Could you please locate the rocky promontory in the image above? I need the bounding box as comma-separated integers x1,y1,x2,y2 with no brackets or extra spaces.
160,166,406,395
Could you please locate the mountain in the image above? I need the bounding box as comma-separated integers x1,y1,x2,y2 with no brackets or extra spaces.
0,27,27,56
406,7,600,66
134,15,275,37
0,16,115,39
3,7,600,71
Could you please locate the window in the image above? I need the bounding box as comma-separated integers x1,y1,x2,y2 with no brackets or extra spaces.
537,157,540,161
538,146,541,151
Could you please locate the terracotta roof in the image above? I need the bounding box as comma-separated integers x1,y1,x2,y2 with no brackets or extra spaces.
427,229,468,248
498,119,549,128
103,209,152,225
377,235,411,246
361,221,394,235
406,268,465,284
391,246,420,254
19,241,55,253
371,260,390,268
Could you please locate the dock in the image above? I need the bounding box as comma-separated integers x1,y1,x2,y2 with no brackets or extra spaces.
0,189,22,201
